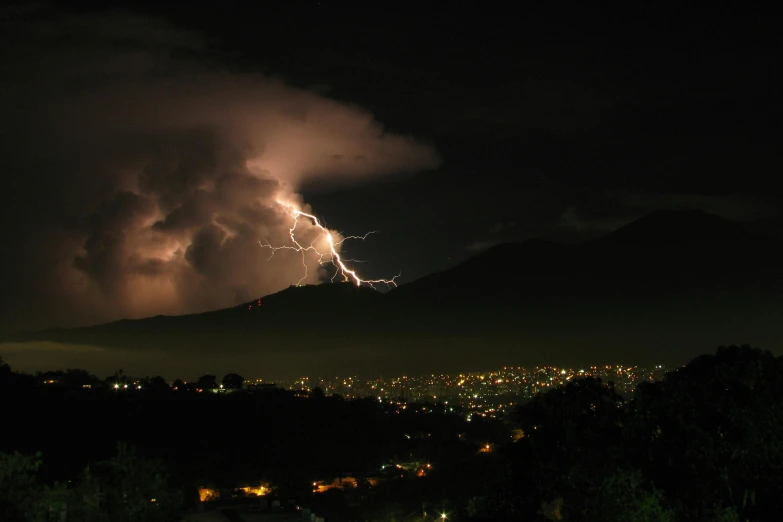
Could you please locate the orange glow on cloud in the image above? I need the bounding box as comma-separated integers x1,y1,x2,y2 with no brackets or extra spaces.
0,11,440,330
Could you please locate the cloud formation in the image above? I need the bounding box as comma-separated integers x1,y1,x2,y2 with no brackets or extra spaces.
0,10,440,332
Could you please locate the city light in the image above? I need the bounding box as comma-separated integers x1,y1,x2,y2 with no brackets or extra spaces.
268,364,667,417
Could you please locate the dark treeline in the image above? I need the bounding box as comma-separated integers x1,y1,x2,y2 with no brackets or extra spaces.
2,345,782,521
0,356,506,521
481,345,783,522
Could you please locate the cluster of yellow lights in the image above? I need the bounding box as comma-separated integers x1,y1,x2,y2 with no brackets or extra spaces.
198,485,268,502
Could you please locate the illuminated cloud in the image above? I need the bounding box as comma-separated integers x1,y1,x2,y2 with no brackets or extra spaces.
0,10,440,332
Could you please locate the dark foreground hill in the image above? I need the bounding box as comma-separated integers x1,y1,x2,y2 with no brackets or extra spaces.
3,210,783,377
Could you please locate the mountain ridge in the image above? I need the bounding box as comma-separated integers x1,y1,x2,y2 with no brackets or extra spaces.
3,209,783,377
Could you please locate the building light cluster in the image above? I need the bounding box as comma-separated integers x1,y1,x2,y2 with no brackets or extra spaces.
268,364,669,417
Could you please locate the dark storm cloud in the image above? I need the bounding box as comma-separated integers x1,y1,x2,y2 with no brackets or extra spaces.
0,9,440,333
73,191,158,300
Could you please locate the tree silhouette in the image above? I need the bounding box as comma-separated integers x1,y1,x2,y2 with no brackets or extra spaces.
0,451,42,520
0,451,67,521
145,376,171,393
0,357,10,388
95,442,182,522
0,445,184,522
586,469,675,522
196,375,218,390
58,368,99,388
516,377,625,517
627,345,783,521
221,373,244,389
106,368,128,387
1,345,780,521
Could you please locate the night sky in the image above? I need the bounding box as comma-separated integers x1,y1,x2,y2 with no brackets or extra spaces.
1,4,781,344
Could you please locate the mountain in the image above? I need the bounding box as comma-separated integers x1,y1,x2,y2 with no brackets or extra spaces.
589,209,747,245
750,214,783,240
390,209,783,304
3,210,783,378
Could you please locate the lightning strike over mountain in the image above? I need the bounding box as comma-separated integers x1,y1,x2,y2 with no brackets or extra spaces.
260,201,400,289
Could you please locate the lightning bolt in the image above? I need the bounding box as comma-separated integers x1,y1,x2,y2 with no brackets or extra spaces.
260,201,400,289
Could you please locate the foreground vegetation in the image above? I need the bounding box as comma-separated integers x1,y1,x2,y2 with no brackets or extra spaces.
0,443,181,522
2,345,781,521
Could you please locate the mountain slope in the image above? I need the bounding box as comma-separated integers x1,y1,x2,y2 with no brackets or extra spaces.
7,283,386,349
390,209,783,303
3,210,782,376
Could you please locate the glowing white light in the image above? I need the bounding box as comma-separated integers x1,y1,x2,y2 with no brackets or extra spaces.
260,201,400,288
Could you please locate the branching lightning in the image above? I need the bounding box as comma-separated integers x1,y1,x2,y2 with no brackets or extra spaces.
260,201,400,289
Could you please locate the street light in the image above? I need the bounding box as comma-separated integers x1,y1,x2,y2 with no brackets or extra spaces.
441,513,448,520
